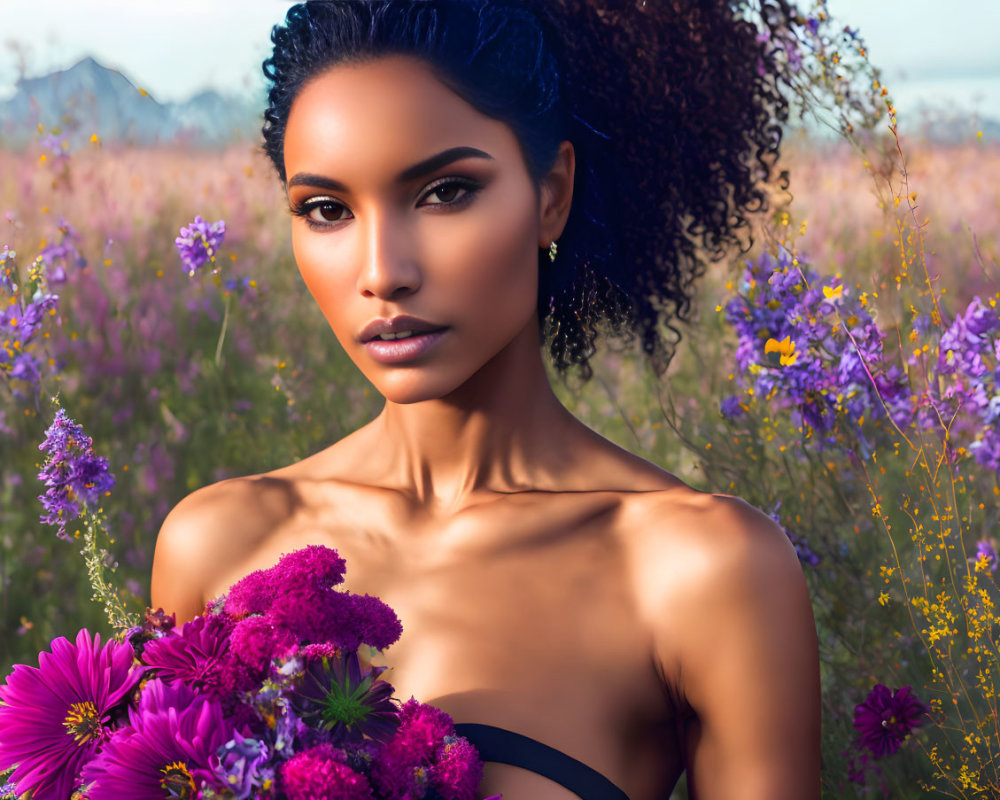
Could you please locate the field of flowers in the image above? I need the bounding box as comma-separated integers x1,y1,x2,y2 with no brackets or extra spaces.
2,111,999,797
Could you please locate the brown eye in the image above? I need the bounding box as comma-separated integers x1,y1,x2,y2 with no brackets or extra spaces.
431,184,461,203
418,178,481,208
310,202,349,223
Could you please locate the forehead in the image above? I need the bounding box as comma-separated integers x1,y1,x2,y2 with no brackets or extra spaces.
283,55,520,180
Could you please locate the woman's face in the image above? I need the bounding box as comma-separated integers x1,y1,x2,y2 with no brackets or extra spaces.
283,55,563,404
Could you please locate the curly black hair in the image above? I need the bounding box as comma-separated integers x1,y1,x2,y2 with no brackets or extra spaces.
262,0,792,381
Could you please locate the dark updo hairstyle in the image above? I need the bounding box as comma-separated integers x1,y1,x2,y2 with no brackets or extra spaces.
263,0,790,381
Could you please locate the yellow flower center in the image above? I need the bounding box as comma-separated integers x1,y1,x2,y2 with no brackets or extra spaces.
63,701,102,746
160,761,197,798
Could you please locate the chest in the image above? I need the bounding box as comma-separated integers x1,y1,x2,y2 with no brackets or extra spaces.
271,496,650,701
238,491,683,798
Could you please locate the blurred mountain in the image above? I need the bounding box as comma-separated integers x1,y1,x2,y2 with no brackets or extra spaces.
0,56,260,148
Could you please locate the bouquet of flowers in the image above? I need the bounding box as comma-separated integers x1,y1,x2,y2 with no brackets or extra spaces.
0,541,498,800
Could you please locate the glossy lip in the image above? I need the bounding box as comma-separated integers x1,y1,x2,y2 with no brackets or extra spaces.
358,315,448,343
363,328,449,364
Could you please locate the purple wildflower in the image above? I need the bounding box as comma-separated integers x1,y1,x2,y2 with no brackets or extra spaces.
724,247,908,448
0,629,145,800
175,215,226,277
82,679,230,799
720,395,745,418
292,651,400,745
767,504,820,566
36,408,115,541
853,684,929,758
214,732,275,800
39,218,85,282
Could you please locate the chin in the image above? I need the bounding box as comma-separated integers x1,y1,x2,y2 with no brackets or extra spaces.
363,365,473,405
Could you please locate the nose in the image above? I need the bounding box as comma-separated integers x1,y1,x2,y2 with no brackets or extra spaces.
356,214,421,301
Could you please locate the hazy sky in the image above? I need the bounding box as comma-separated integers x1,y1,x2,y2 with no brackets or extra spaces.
2,1,998,114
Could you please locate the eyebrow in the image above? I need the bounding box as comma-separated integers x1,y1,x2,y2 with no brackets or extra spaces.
287,146,494,191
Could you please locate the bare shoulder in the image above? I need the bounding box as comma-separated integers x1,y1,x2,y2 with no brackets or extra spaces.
150,472,299,624
626,487,801,613
624,487,820,799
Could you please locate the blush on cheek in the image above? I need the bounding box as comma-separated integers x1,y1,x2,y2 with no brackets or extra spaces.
291,232,356,346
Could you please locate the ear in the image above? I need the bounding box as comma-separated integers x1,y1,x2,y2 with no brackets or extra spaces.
538,140,575,249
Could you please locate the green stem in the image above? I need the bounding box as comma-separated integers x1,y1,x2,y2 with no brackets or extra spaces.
81,512,139,634
215,291,232,367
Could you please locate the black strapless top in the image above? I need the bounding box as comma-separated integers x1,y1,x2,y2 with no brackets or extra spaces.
454,723,630,800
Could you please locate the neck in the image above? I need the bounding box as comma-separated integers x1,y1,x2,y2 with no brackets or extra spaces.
366,323,581,511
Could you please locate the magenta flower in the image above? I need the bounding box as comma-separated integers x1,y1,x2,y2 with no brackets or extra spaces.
225,545,346,618
281,743,374,800
430,736,485,800
225,567,280,618
175,215,225,277
370,699,460,798
141,614,232,697
853,683,929,758
269,586,402,653
81,679,230,799
36,408,115,541
0,629,145,799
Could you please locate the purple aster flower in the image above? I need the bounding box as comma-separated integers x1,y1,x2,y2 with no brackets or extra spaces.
36,408,115,541
141,614,232,697
293,651,400,746
0,629,145,800
281,743,374,800
82,679,231,799
853,684,929,758
175,215,226,277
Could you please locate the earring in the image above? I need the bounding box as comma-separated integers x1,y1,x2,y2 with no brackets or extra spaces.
548,240,558,263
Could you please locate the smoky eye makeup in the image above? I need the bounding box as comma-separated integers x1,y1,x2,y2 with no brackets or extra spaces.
416,176,484,210
289,173,486,230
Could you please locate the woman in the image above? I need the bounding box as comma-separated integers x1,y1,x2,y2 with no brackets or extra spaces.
151,1,820,797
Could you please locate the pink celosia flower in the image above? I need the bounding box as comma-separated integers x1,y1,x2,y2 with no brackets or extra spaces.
281,743,374,800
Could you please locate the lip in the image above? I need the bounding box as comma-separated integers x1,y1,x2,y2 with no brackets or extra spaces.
363,328,449,364
359,315,447,343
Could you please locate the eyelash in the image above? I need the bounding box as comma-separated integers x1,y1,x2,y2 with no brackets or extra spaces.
289,176,483,231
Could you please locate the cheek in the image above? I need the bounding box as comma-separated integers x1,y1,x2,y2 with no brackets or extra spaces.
291,231,356,341
426,186,540,329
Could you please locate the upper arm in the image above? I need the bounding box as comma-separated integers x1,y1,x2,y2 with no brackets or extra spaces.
150,479,264,624
648,495,821,800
